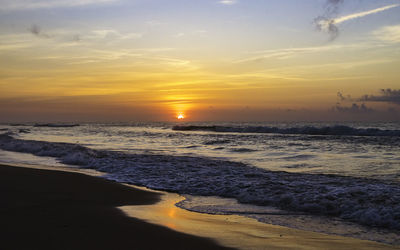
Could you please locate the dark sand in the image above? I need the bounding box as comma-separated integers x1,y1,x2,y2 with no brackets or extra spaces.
0,164,232,250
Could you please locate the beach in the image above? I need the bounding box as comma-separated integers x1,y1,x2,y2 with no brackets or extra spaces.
0,164,232,250
0,163,397,250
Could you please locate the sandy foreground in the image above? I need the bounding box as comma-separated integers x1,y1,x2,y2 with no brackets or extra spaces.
0,164,232,250
0,164,397,250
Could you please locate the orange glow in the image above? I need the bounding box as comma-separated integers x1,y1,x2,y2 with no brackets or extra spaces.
168,208,176,218
177,114,185,120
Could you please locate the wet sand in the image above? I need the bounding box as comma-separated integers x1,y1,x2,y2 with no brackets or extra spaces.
0,164,232,250
122,190,398,250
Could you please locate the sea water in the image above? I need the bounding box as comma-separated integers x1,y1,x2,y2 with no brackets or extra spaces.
0,122,399,244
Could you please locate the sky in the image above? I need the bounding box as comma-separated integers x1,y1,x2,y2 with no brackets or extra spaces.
0,0,399,122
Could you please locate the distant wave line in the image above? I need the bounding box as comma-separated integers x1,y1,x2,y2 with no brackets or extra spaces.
172,125,400,136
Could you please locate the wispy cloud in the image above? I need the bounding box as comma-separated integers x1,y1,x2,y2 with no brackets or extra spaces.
90,29,142,40
219,0,237,5
234,43,373,63
314,2,400,40
0,33,46,51
335,4,400,24
228,58,388,83
0,42,33,51
374,24,400,43
0,27,143,54
0,0,117,11
173,32,185,38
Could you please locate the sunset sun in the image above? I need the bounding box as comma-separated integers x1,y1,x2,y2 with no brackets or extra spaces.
177,114,185,120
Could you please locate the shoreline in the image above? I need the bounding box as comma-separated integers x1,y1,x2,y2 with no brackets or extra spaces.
0,163,398,249
121,190,399,249
0,164,232,250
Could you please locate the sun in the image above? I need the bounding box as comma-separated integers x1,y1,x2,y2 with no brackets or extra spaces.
177,114,185,120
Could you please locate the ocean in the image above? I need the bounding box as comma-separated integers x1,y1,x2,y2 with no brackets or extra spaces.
0,122,399,244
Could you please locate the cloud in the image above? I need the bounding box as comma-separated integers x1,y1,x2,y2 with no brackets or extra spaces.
359,89,400,105
314,2,399,41
0,27,146,54
373,24,400,43
174,32,185,38
88,29,143,42
334,4,400,24
337,91,352,102
314,17,339,41
72,34,81,42
27,26,142,44
0,0,117,11
337,89,400,109
235,43,373,63
313,0,344,40
324,0,344,14
333,89,400,115
219,0,237,5
78,29,143,42
28,24,52,38
334,103,374,113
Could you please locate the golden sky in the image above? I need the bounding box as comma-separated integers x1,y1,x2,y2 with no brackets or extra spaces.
1,0,400,122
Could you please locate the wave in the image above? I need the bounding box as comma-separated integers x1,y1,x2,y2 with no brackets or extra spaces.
1,133,400,230
230,148,257,153
34,123,80,128
172,125,400,137
281,154,316,161
203,139,231,145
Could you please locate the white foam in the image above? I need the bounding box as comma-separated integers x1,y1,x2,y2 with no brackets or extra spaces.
177,195,400,245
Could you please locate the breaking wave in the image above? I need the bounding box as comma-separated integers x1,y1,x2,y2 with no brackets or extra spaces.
173,125,400,137
34,123,80,128
1,133,400,231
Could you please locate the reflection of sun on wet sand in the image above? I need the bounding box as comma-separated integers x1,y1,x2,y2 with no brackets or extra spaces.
121,189,397,250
